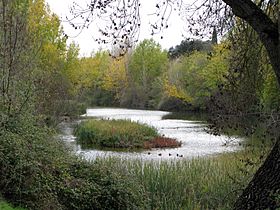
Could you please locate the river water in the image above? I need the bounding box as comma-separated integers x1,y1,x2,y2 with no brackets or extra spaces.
58,108,242,161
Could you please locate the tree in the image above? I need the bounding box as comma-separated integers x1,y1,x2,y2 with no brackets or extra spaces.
0,0,36,129
165,43,229,110
127,39,168,108
28,0,77,122
69,0,279,208
211,27,218,45
101,56,128,101
218,1,279,209
168,39,212,59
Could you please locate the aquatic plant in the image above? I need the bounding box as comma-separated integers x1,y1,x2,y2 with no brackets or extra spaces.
95,148,264,210
74,119,181,149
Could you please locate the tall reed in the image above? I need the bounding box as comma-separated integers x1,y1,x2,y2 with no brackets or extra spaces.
93,148,263,210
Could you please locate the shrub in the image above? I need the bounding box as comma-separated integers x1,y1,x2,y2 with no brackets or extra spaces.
0,200,26,210
143,137,182,149
0,121,147,210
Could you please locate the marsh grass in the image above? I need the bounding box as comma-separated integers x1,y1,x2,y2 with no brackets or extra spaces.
74,119,181,149
94,147,265,210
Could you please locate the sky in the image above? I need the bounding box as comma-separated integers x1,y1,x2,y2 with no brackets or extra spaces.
45,0,187,57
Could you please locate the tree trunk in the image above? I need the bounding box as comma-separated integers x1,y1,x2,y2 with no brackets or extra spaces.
220,0,280,209
234,138,280,209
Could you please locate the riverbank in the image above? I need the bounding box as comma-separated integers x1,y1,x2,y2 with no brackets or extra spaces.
84,145,267,209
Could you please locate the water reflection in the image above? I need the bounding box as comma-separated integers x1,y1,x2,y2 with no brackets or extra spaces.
59,108,242,161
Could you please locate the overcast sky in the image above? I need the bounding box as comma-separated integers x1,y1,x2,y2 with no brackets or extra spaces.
45,0,188,56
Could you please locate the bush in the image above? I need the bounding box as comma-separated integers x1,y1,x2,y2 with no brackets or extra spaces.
158,96,192,112
0,120,147,210
0,200,26,210
74,119,181,149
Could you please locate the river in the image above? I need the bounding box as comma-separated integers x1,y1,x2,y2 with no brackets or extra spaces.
58,108,242,160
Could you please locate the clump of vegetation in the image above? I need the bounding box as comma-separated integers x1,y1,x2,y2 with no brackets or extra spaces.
0,120,148,210
144,136,182,149
0,200,26,210
95,147,265,210
74,119,181,149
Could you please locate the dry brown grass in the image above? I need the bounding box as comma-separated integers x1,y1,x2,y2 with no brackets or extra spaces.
144,137,182,149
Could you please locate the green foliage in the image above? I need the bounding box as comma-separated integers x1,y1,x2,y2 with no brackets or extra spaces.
0,119,147,210
0,0,36,127
124,39,168,108
164,43,229,110
208,21,280,139
31,1,76,122
0,201,26,210
261,66,280,111
74,119,158,149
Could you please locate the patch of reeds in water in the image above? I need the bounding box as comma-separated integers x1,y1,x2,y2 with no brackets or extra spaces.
74,119,181,149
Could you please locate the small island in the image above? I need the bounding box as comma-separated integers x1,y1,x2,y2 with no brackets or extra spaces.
74,119,182,149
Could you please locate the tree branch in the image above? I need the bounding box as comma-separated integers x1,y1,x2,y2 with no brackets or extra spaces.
222,0,279,85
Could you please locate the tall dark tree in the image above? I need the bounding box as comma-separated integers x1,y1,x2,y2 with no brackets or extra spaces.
168,39,211,59
211,27,218,45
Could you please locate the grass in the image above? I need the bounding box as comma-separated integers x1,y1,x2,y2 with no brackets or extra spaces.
74,119,181,149
92,145,268,210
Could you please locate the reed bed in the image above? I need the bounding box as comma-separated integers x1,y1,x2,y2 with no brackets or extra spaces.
92,148,263,210
74,119,181,149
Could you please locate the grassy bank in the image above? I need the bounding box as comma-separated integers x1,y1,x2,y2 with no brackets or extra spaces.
93,146,266,210
74,119,181,149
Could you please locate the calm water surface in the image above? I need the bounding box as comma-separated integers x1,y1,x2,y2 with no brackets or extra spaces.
58,108,242,161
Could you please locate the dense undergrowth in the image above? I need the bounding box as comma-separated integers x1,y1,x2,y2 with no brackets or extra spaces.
74,119,181,149
0,118,147,210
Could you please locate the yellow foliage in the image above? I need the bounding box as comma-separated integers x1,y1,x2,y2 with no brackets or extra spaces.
101,57,128,98
163,78,192,103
